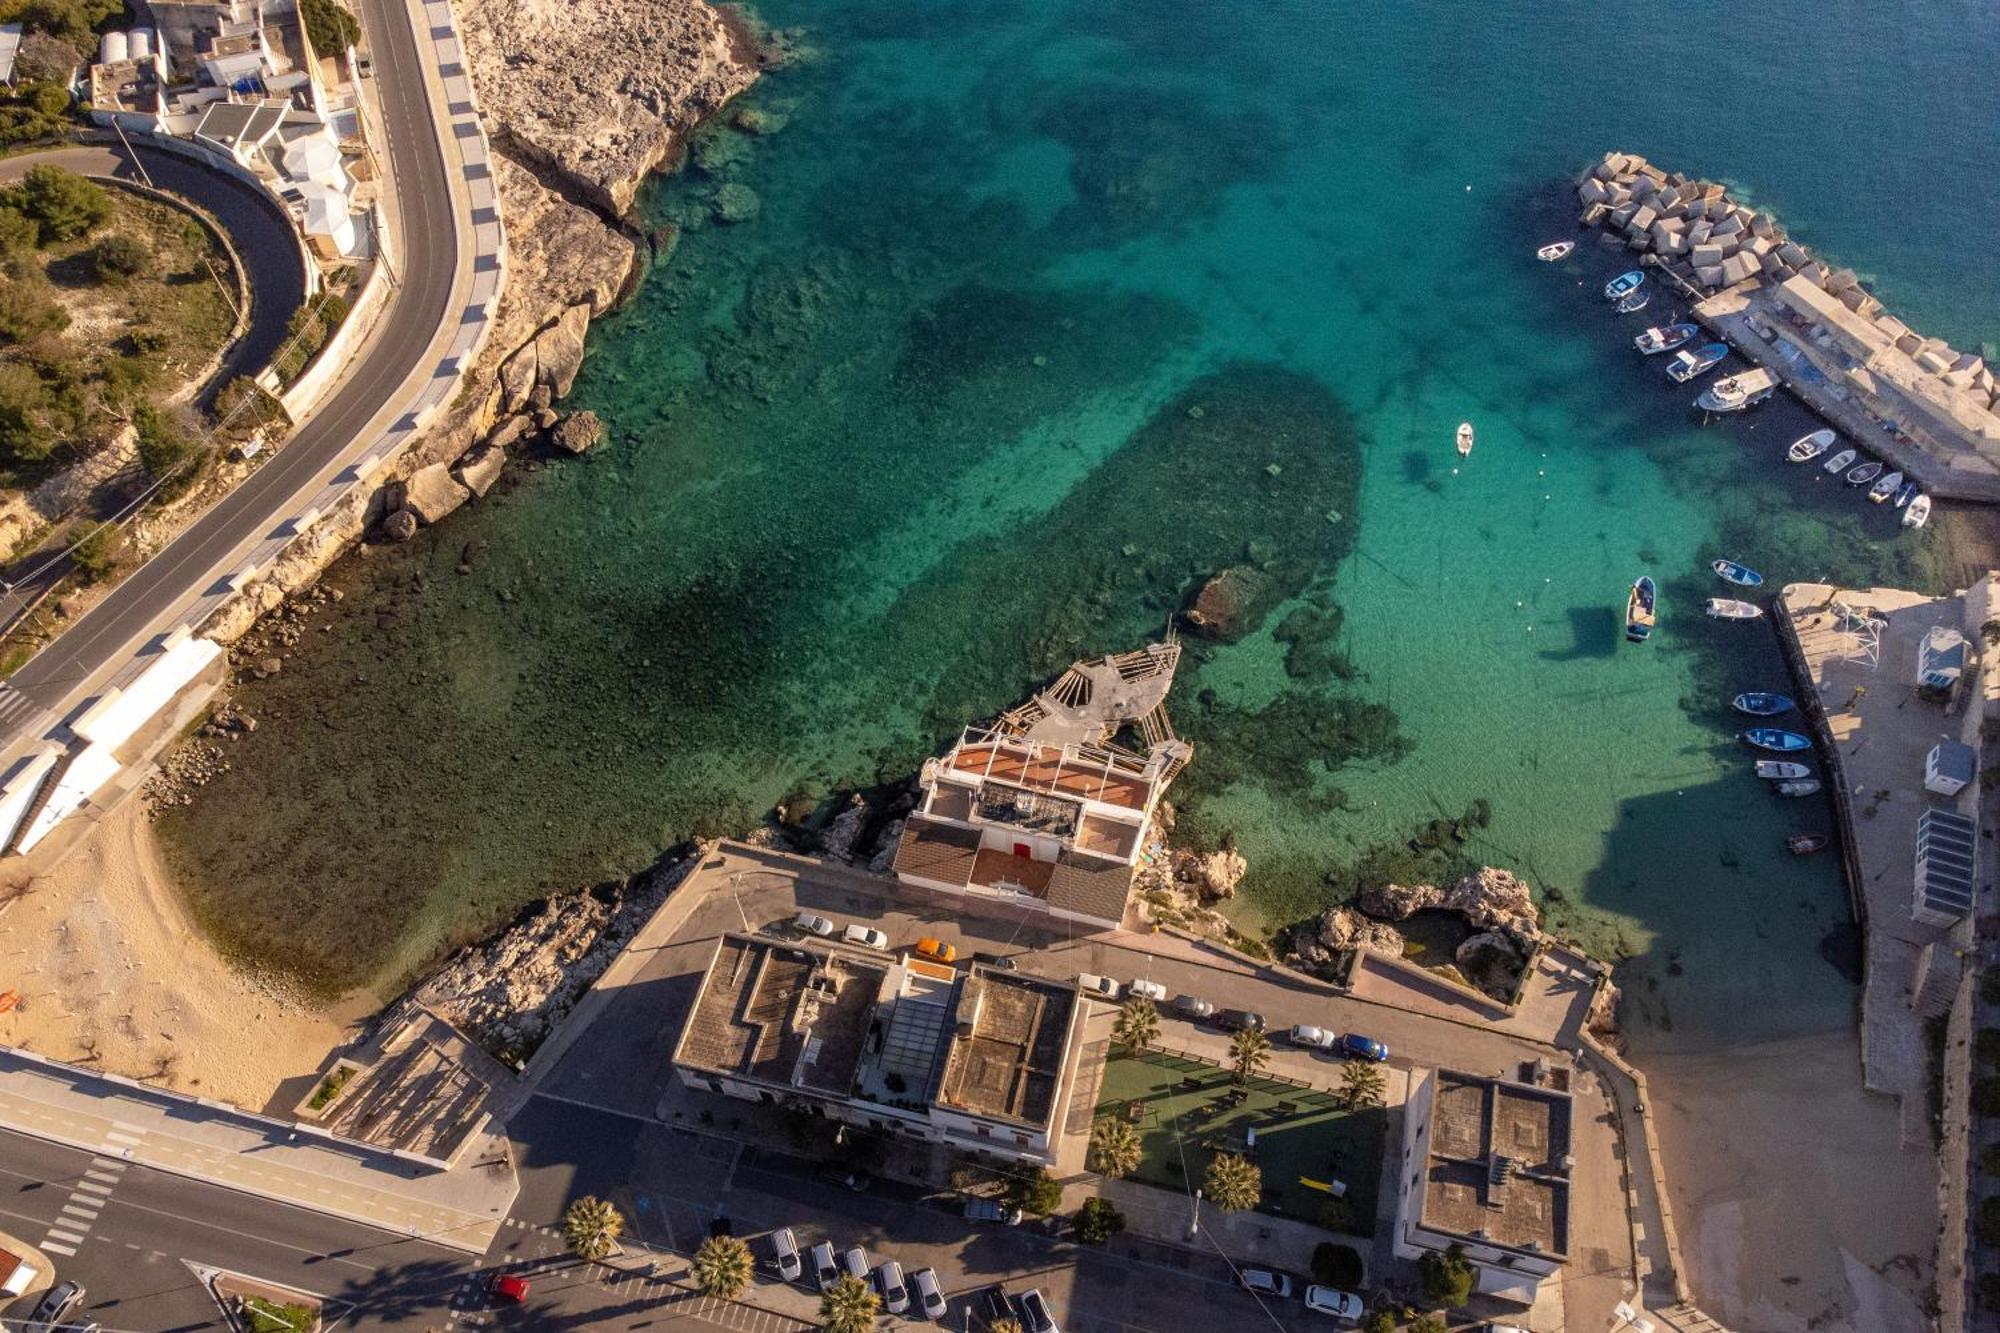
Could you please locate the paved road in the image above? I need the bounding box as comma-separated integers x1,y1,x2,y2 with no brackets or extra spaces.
0,142,306,393
1,0,461,718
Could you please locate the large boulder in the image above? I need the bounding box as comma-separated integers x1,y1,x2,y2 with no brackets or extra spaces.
456,442,507,497
400,462,472,525
818,795,868,862
1196,847,1246,900
1442,866,1541,940
532,303,593,400
1354,881,1440,921
550,410,604,454
1289,906,1405,971
380,507,419,542
1181,566,1279,642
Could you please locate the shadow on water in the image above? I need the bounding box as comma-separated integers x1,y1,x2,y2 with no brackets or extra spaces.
1539,603,1622,661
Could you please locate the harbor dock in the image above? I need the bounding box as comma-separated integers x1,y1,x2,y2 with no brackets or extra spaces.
1578,152,2000,502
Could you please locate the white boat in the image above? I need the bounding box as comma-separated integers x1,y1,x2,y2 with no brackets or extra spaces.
1456,422,1474,458
1537,241,1574,261
1706,598,1764,620
1667,343,1728,383
1634,323,1698,355
1786,429,1836,463
1904,494,1932,529
1868,470,1903,503
1755,760,1811,780
1845,461,1883,486
1696,368,1777,413
1775,779,1823,798
1821,447,1857,474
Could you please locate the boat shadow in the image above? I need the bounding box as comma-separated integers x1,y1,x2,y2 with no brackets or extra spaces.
1538,604,1622,661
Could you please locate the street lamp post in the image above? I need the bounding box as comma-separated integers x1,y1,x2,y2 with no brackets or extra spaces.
1187,1187,1201,1239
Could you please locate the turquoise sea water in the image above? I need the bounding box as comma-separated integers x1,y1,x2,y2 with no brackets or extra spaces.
158,0,1996,1063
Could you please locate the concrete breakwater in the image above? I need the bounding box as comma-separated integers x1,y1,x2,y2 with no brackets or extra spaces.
1575,150,2000,501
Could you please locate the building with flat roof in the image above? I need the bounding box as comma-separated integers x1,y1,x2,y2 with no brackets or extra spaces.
1394,1069,1572,1307
892,640,1192,929
672,934,1085,1163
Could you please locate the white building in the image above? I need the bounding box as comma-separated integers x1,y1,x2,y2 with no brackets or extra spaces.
1926,738,1975,798
1917,625,1969,693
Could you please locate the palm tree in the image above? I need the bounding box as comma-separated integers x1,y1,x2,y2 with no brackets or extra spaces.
691,1233,754,1299
1204,1152,1262,1212
1229,1027,1270,1086
1112,996,1159,1055
561,1195,624,1261
1338,1059,1386,1110
819,1274,880,1333
1088,1116,1142,1179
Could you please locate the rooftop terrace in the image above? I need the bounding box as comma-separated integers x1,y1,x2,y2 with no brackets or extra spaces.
1419,1072,1571,1257
676,936,883,1097
935,968,1075,1129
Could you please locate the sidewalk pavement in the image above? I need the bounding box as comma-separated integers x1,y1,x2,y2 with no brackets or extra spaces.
0,1051,513,1252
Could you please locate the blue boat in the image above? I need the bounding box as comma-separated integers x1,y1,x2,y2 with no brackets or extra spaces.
1604,270,1645,301
1711,558,1765,588
1743,728,1812,753
1667,343,1729,383
1733,692,1796,716
1625,576,1656,643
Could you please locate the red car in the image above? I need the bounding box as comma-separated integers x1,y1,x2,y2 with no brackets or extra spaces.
487,1274,531,1305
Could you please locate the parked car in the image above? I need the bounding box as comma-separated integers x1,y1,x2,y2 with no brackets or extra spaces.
1303,1285,1365,1320
977,1286,1012,1322
1127,978,1168,1002
1288,1024,1338,1049
1338,1032,1390,1062
964,1197,1024,1225
793,912,835,937
27,1282,85,1332
874,1260,910,1314
1170,994,1215,1019
1217,1008,1266,1032
1240,1268,1294,1299
971,951,1018,970
843,923,890,950
1076,974,1121,999
911,1267,948,1320
842,1246,870,1282
811,1241,840,1291
486,1274,531,1305
770,1226,802,1282
914,937,957,964
1017,1288,1061,1333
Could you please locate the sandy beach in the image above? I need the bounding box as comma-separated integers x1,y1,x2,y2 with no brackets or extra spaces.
0,801,357,1111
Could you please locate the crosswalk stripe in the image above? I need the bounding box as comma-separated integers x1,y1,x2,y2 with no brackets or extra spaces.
83,1170,121,1184
74,1181,113,1196
45,1229,83,1244
59,1204,99,1222
41,1242,75,1256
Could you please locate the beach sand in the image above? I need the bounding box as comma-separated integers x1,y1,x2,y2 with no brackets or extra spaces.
0,801,357,1112
1643,1030,1935,1333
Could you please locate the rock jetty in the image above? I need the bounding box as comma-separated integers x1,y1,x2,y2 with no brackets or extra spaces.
1286,866,1546,1001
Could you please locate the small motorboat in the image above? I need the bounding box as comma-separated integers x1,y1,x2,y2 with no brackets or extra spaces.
1537,241,1575,261
1893,481,1918,508
1667,343,1729,383
1786,833,1830,855
1845,461,1883,486
1711,559,1764,588
1755,760,1811,780
1625,576,1657,643
1787,429,1836,463
1868,470,1903,503
1456,422,1474,458
1821,447,1857,474
1635,323,1699,355
1904,494,1932,529
1743,728,1812,753
1706,598,1764,620
1775,779,1823,798
1695,368,1776,412
1604,270,1646,300
1733,692,1795,716
1615,289,1650,314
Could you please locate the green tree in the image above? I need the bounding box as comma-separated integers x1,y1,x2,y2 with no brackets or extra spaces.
690,1233,754,1299
1004,1166,1063,1217
299,0,360,57
0,206,36,268
1229,1027,1270,1086
0,278,67,344
1416,1242,1474,1308
133,402,197,490
5,164,110,243
1112,996,1159,1055
818,1274,879,1333
1311,1241,1363,1288
0,361,53,463
1361,1314,1398,1333
1203,1152,1261,1212
1087,1116,1141,1179
1338,1059,1386,1110
560,1195,624,1261
68,520,120,583
1314,1196,1356,1233
1073,1196,1124,1245
90,232,150,281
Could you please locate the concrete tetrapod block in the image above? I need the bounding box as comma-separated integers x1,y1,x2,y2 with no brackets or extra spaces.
1579,177,1610,205
1691,241,1726,269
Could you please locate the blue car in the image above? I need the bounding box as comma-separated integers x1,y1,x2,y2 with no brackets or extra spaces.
1338,1033,1389,1062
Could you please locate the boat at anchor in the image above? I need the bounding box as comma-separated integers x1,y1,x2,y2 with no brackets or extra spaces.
1537,241,1574,261
1456,422,1474,457
1743,728,1812,753
1604,270,1645,300
1787,429,1836,463
1706,598,1764,620
1667,343,1728,382
1625,576,1657,643
1635,323,1698,355
1711,559,1764,588
1733,692,1795,716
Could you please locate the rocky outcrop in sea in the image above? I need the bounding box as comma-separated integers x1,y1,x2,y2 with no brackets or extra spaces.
1286,866,1546,1001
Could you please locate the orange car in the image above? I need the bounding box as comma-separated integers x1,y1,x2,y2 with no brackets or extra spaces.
913,937,957,964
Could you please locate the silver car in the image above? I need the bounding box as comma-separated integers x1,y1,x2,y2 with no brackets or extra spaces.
911,1267,948,1319
770,1226,802,1282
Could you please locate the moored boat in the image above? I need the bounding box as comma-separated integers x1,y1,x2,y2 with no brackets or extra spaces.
1711,558,1764,588
1846,460,1883,486
1615,289,1649,314
1667,343,1728,383
1604,270,1645,300
1904,493,1932,529
1893,481,1918,508
1696,368,1777,412
1821,447,1857,474
1743,727,1812,753
1634,323,1698,355
1625,576,1657,643
1869,470,1903,503
1786,833,1830,855
1755,760,1811,780
1733,692,1795,716
1775,779,1823,797
1456,421,1474,457
1786,428,1836,463
1706,598,1763,620
1537,241,1574,261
